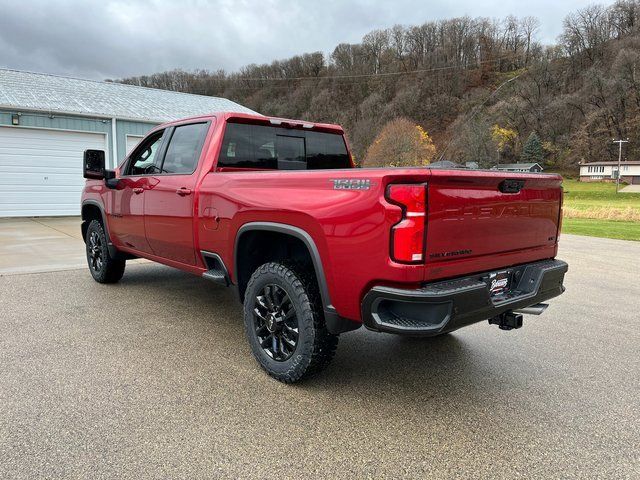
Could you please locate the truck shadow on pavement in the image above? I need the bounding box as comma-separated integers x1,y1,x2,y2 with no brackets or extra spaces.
114,264,502,401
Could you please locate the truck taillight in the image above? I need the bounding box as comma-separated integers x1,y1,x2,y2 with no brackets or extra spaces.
386,183,427,264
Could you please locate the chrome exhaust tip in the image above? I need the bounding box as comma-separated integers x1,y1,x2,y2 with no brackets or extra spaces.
513,303,549,315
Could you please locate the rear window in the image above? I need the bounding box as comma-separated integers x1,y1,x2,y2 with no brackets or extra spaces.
218,122,350,170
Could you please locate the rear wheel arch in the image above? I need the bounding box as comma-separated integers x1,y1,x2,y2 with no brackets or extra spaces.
233,223,332,310
233,222,361,334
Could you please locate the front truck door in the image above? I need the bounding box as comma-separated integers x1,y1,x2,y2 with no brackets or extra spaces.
107,129,166,254
144,122,210,265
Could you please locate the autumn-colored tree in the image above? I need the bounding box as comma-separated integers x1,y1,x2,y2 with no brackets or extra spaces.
491,124,518,162
364,118,436,167
491,124,518,151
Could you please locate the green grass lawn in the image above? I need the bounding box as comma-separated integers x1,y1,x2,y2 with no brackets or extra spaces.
563,179,640,211
562,218,640,241
561,179,640,241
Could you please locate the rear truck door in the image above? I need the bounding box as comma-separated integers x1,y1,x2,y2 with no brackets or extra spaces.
424,169,562,278
143,121,209,265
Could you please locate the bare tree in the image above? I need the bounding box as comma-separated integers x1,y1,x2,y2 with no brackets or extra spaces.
521,16,541,65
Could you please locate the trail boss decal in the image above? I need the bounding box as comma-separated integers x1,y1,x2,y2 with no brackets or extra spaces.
332,179,371,190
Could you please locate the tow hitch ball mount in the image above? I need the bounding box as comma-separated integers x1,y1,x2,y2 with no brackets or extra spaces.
489,312,523,331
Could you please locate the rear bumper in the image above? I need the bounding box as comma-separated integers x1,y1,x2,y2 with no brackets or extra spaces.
361,259,568,336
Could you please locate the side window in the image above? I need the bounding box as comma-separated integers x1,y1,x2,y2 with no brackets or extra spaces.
126,130,164,175
161,123,208,174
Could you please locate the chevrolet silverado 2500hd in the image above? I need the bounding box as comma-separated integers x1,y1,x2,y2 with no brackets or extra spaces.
81,112,567,383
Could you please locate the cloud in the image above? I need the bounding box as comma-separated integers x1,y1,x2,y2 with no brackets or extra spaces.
0,0,613,80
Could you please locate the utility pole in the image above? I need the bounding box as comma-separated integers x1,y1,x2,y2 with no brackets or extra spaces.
613,138,629,193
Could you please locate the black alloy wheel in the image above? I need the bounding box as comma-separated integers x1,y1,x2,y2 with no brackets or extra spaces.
85,219,126,283
242,262,339,383
87,230,104,274
253,284,299,361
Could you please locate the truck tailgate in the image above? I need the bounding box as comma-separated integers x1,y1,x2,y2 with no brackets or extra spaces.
425,170,562,277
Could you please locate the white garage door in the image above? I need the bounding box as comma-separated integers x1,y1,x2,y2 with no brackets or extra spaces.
0,126,107,217
126,135,144,156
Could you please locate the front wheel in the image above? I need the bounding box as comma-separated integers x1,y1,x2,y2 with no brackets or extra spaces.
85,219,125,283
243,262,338,383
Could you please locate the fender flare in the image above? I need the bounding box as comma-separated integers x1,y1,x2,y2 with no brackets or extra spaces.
81,200,118,258
234,221,359,334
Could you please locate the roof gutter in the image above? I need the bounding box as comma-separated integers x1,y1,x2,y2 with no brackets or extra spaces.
0,104,168,124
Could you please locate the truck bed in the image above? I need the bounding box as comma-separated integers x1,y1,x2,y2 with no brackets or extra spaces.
197,166,563,321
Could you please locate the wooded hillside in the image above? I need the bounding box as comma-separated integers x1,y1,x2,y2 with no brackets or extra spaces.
115,0,640,170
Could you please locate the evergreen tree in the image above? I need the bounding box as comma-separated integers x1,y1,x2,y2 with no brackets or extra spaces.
521,132,544,164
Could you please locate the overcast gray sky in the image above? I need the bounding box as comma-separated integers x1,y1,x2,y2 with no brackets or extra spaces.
0,0,608,80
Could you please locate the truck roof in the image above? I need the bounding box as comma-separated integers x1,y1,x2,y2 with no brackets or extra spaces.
156,111,344,135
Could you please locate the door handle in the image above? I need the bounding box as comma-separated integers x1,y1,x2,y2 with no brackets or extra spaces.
176,188,192,196
132,187,144,194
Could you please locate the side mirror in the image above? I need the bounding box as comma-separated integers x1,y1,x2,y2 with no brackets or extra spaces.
105,170,119,189
83,149,106,179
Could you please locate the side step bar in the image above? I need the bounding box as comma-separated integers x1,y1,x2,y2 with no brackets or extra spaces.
200,251,230,287
202,269,228,286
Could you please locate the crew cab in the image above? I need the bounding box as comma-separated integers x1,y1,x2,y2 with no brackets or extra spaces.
81,112,568,383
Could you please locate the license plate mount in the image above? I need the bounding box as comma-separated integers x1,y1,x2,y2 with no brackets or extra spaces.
488,270,511,297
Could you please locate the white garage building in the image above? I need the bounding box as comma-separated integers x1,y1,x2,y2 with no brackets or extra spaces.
0,68,257,217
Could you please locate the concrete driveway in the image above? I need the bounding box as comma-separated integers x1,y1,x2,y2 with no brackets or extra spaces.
0,233,638,478
0,217,147,275
0,217,86,275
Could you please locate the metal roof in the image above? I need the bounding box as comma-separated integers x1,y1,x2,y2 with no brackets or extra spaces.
0,68,259,123
580,161,640,166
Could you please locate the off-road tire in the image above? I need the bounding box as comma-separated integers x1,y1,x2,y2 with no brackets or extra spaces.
243,261,339,383
86,219,126,283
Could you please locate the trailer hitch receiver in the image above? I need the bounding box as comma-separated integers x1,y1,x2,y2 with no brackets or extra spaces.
488,311,523,331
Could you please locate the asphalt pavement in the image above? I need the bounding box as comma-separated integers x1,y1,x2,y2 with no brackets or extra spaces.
0,234,638,479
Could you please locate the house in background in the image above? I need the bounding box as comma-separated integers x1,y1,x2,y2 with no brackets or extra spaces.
493,163,543,173
579,161,640,184
0,68,257,217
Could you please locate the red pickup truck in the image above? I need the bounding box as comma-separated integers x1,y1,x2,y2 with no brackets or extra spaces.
81,112,567,383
